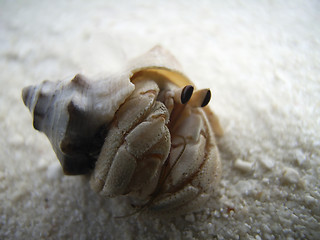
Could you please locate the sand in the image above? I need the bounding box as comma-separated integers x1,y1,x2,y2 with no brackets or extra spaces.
0,0,319,239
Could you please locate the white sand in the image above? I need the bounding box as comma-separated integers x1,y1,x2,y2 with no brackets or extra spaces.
1,0,319,239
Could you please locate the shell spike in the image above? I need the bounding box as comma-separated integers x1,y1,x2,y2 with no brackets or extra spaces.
22,85,35,112
71,74,90,88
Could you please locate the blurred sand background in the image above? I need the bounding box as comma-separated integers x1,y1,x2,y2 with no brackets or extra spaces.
0,0,319,239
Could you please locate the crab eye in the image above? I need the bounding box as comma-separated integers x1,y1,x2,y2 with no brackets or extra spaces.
187,89,211,108
180,85,194,104
201,89,211,107
173,85,194,104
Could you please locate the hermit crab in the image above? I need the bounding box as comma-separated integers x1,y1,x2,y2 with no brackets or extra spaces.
22,46,223,215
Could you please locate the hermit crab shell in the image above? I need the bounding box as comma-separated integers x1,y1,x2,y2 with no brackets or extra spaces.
22,46,223,214
22,73,135,174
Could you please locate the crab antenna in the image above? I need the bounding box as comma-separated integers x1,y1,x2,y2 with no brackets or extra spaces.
174,85,194,104
188,89,211,107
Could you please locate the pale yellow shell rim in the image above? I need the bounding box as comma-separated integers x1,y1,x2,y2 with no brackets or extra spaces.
130,67,195,89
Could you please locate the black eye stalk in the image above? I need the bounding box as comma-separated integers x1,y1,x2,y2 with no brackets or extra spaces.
201,89,211,107
180,85,194,104
174,85,211,108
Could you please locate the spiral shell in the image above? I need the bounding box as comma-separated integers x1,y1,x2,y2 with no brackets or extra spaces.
22,72,135,174
22,46,223,215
